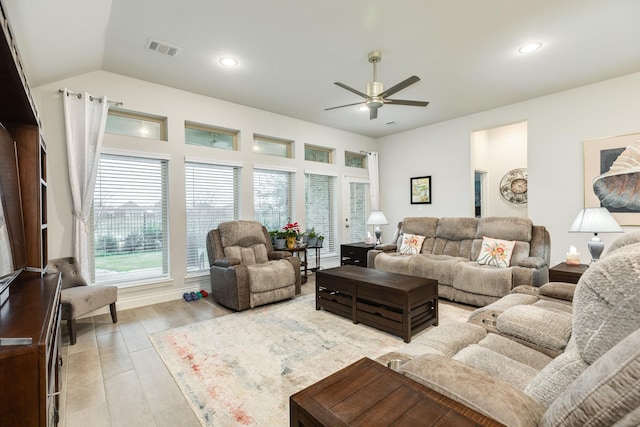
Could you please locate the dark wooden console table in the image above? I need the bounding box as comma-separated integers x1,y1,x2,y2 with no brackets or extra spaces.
290,357,505,426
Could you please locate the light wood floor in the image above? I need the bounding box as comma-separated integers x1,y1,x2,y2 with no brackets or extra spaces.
59,277,316,427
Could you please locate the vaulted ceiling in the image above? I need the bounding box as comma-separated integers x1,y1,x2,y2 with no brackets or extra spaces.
4,0,640,137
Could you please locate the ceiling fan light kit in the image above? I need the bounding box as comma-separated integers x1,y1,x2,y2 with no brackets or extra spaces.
326,50,430,120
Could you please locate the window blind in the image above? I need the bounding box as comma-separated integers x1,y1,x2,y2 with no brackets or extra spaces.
305,173,336,257
254,168,294,231
91,153,169,284
185,161,240,271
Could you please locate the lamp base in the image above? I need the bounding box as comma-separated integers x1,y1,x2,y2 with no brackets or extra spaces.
588,234,605,264
374,226,382,245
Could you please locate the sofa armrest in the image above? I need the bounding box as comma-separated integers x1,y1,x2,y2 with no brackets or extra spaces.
538,282,576,302
213,257,241,267
268,251,291,260
375,243,397,252
517,256,546,269
401,354,545,427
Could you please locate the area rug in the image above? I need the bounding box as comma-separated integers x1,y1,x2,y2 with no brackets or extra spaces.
150,294,471,426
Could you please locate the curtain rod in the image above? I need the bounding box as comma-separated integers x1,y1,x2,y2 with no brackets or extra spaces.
58,89,123,106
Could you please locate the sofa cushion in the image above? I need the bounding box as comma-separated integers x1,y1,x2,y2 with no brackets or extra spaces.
218,220,267,247
432,217,478,258
475,216,533,242
246,260,295,293
453,345,539,391
409,254,468,287
401,354,546,427
525,338,589,406
453,262,513,298
477,236,516,267
412,322,487,357
398,233,426,255
478,333,553,371
401,217,438,253
540,328,640,427
224,243,268,265
572,241,640,365
497,304,572,352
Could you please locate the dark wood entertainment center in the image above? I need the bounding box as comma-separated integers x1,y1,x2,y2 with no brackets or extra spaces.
0,2,61,426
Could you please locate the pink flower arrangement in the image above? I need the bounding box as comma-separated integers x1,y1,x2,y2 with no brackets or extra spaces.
282,221,300,237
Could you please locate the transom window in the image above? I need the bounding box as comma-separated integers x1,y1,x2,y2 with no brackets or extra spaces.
305,144,333,163
253,134,294,158
105,108,167,141
345,151,367,169
185,121,238,150
91,153,169,285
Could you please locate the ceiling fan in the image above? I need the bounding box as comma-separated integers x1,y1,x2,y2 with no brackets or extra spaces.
325,51,429,120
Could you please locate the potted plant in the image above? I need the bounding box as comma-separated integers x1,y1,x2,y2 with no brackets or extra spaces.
282,221,301,249
316,234,324,248
305,227,318,247
271,230,286,249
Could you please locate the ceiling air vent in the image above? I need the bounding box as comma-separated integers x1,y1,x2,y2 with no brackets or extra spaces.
145,38,180,57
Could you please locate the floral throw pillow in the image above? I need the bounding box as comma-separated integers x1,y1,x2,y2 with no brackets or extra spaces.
477,236,516,267
399,233,426,255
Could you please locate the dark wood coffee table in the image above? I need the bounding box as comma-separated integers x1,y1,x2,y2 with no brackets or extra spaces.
316,265,437,343
290,357,505,426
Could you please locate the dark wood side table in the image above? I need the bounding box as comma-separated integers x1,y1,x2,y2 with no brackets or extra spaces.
290,357,505,426
280,246,308,283
549,262,589,284
340,242,375,267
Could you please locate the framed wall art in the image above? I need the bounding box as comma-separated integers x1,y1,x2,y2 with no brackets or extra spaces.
583,132,640,225
410,176,431,204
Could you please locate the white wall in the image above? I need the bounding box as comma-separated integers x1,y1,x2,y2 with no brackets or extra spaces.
33,70,640,309
473,121,528,217
377,72,640,267
34,71,376,310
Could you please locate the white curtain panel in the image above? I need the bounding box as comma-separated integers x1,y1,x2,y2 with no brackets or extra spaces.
367,151,380,210
62,88,108,278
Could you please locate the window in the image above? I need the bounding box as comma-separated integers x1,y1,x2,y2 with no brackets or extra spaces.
253,134,294,158
349,181,370,242
304,145,332,163
185,121,238,150
345,151,367,169
185,161,241,272
91,153,169,285
254,168,294,231
305,173,336,256
105,109,167,140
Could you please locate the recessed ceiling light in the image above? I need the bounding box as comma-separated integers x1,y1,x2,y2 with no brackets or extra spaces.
358,106,368,111
518,42,542,54
220,56,238,67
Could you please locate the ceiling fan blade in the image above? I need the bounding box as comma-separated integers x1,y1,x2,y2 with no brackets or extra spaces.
369,107,378,120
378,75,421,98
384,99,430,107
334,82,368,99
324,101,364,111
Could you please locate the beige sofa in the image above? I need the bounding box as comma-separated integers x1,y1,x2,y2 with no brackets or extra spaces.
380,232,640,427
367,216,551,306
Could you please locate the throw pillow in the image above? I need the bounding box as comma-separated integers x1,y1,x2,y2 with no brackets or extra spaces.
399,233,426,255
477,236,516,267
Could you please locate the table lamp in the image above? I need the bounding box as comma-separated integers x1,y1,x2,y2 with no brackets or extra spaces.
367,210,388,245
569,207,622,263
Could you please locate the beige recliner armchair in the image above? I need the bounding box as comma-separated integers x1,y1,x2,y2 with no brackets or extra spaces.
206,220,301,311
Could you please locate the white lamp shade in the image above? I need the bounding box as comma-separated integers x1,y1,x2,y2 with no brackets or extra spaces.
569,207,622,233
367,210,388,225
